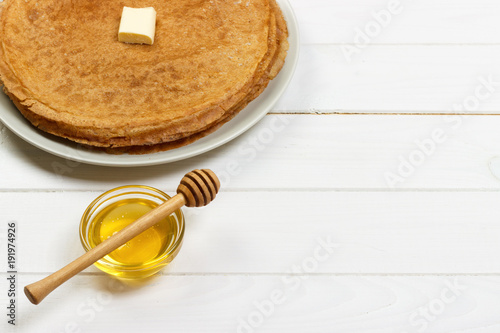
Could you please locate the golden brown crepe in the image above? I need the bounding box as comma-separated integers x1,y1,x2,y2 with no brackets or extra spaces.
0,0,288,154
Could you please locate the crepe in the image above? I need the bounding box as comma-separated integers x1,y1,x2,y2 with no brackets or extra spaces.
0,0,288,154
106,0,289,154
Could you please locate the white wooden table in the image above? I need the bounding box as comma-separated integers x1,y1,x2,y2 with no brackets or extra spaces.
2,0,500,332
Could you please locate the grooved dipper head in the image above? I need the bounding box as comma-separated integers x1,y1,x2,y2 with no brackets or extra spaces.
176,169,220,207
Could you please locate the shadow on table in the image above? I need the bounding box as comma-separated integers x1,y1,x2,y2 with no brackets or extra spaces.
5,125,227,186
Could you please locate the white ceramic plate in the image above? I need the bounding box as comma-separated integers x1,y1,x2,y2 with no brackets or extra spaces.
0,0,299,167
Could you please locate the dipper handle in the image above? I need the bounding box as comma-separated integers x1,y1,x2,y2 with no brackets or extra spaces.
24,169,220,305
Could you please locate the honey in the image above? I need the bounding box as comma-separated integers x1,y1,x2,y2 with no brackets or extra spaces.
80,186,184,279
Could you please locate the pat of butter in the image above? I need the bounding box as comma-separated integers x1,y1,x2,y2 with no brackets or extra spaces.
118,7,156,45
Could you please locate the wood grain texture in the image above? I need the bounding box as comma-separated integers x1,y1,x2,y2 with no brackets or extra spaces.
2,115,500,190
274,45,500,113
2,274,500,333
3,191,500,274
291,0,500,44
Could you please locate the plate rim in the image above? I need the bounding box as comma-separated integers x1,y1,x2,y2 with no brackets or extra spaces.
0,0,299,167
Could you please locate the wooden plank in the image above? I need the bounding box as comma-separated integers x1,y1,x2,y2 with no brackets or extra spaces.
2,274,500,332
274,45,500,113
291,0,500,44
3,191,500,274
4,46,500,116
2,115,500,190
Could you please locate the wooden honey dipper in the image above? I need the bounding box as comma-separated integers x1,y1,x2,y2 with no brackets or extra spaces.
24,169,220,305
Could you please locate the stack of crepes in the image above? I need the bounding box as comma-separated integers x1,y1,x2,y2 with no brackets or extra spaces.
0,0,288,154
